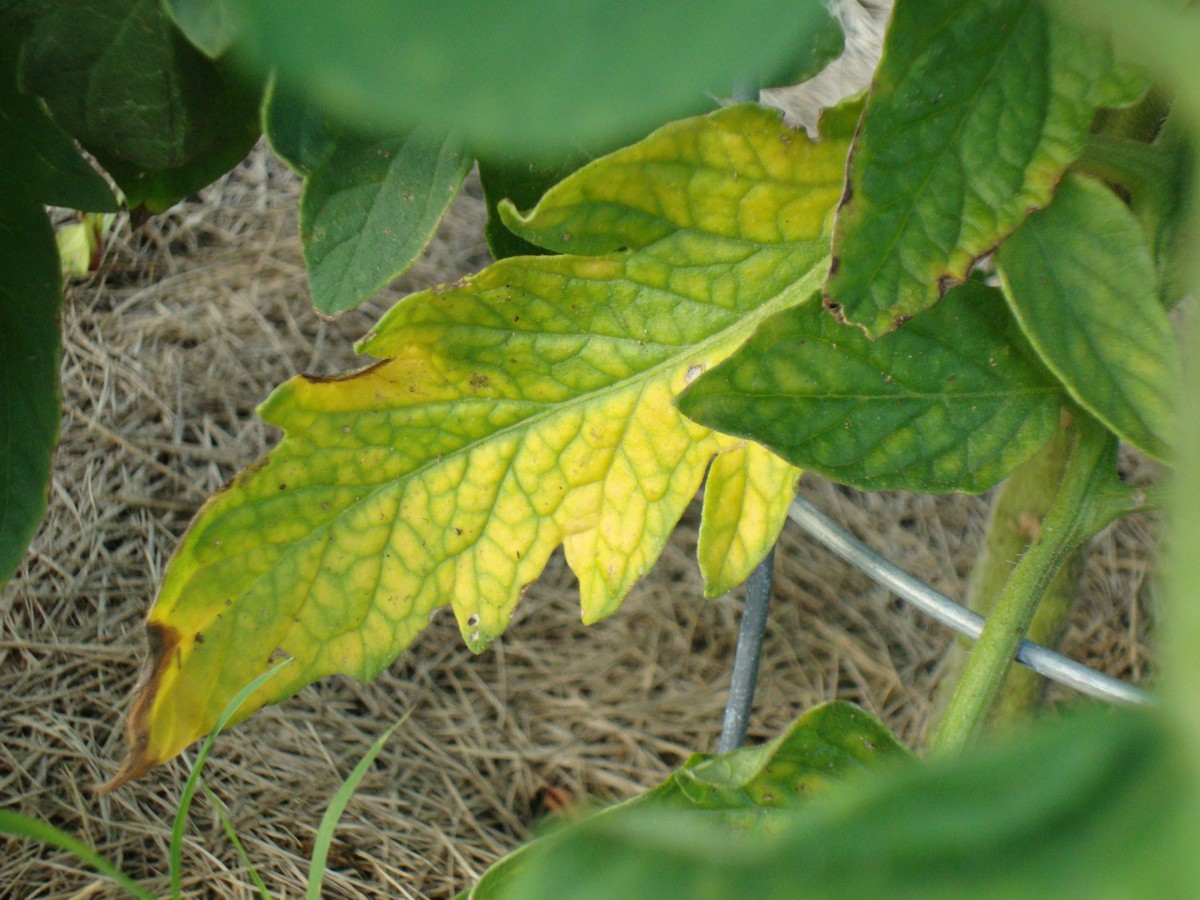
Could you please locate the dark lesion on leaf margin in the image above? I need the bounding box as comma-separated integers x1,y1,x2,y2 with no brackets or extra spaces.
300,358,391,384
822,293,847,324
97,621,182,792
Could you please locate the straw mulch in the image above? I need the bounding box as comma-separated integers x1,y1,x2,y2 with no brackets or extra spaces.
0,148,1158,898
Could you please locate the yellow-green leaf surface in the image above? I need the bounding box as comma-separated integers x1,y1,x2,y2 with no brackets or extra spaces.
114,104,853,782
698,442,800,598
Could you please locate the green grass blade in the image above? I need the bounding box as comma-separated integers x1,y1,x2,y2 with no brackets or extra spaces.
170,657,292,900
200,780,272,900
0,809,156,900
307,715,408,900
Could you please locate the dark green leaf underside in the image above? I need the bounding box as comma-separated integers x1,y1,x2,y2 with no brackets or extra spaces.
0,55,116,211
20,0,260,211
0,198,62,584
205,0,833,156
299,126,470,315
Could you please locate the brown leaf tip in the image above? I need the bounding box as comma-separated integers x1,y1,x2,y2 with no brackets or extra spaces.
97,621,181,792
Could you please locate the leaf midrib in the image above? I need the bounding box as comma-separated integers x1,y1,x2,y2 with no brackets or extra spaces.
169,243,830,615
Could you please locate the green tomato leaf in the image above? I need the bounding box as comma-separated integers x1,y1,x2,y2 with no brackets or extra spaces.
762,5,845,89
265,86,471,315
825,0,1145,337
19,0,260,210
467,702,911,899
0,46,116,212
111,103,854,783
166,0,239,57
300,126,471,316
678,280,1064,494
479,150,599,261
501,709,1199,899
262,80,339,176
0,196,62,585
194,0,834,157
1143,114,1195,308
996,173,1178,461
99,82,260,215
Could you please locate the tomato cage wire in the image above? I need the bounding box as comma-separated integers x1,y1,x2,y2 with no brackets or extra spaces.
716,494,1152,753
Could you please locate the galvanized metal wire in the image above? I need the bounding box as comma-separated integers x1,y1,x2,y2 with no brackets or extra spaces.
716,495,1151,752
786,495,1152,707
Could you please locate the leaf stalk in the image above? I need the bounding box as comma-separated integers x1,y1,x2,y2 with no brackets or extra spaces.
932,416,1115,755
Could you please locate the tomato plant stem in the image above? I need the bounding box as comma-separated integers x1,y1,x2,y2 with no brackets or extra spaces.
940,422,1081,729
933,416,1115,756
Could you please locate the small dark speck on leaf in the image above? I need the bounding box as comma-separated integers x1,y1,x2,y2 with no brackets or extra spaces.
278,483,287,491
194,632,204,645
455,527,463,536
469,373,490,390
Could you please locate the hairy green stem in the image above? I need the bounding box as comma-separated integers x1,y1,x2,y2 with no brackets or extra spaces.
933,416,1114,755
937,421,1080,730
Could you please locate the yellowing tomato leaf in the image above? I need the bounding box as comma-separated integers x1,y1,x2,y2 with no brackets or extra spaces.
113,103,854,783
699,442,799,599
